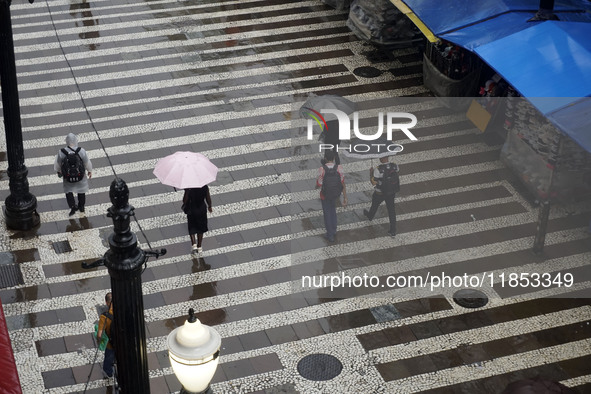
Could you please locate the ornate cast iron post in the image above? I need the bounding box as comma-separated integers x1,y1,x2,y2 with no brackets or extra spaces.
83,178,165,392
1,0,39,230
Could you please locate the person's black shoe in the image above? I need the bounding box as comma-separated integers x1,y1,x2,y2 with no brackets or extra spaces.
363,209,372,221
69,206,77,216
388,231,396,237
78,206,85,213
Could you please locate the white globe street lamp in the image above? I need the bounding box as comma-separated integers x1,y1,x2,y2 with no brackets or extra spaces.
168,309,222,394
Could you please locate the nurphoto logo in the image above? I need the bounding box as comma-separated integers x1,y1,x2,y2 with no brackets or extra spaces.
301,108,418,154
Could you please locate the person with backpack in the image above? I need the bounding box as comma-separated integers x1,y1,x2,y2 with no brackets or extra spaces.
96,292,115,378
54,133,93,216
316,150,347,242
363,156,400,237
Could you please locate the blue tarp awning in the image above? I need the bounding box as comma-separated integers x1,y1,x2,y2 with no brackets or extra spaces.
475,21,591,151
397,0,591,153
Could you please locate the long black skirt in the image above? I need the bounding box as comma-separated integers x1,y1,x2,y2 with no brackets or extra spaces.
187,212,208,235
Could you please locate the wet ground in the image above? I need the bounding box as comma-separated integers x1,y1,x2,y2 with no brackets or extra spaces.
1,0,591,393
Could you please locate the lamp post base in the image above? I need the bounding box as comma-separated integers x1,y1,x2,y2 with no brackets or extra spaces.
180,386,213,394
3,200,40,231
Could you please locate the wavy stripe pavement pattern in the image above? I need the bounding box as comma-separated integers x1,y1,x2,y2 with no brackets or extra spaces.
1,1,590,393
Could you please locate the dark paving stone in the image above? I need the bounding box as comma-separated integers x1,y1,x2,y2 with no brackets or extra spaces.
291,320,326,340
376,360,412,381
429,350,464,370
195,308,228,326
71,363,103,384
395,299,431,318
35,337,67,357
164,372,182,393
572,382,591,393
557,355,591,379
153,350,170,369
318,309,377,333
251,353,283,375
11,248,40,263
211,366,227,384
369,304,401,323
48,281,79,298
455,343,490,365
75,276,111,294
252,298,284,316
224,303,257,322
410,320,443,340
146,319,177,339
143,292,167,309
436,317,470,334
220,335,245,355
265,325,298,345
222,358,257,380
149,376,170,394
357,330,390,351
382,326,417,346
64,333,95,353
482,334,540,359
239,331,272,351
263,268,291,285
42,368,76,389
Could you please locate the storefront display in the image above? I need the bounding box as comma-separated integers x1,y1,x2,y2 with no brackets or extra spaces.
501,99,591,202
422,40,482,109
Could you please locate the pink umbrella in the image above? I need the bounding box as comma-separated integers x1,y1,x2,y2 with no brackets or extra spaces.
153,151,218,189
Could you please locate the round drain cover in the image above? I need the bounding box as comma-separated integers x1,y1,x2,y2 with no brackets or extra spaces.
353,66,382,78
453,289,489,309
297,353,343,381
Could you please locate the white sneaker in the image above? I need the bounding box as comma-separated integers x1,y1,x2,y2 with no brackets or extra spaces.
191,244,198,252
197,247,203,253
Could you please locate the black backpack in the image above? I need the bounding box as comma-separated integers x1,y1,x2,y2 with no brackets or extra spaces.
60,147,85,183
321,165,343,200
378,163,400,195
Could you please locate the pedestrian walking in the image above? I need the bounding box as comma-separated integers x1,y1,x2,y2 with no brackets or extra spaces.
316,150,347,242
54,133,92,216
183,185,213,253
363,156,400,237
321,119,342,165
96,292,115,378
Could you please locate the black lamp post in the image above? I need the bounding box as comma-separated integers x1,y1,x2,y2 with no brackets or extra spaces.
1,0,40,231
83,178,166,392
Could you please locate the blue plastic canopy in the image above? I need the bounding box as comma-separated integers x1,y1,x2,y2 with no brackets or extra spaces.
398,0,591,152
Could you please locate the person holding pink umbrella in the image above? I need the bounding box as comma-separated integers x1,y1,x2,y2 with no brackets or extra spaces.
153,151,218,253
183,186,213,253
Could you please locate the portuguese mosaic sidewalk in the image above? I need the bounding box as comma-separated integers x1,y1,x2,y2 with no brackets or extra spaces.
0,1,590,393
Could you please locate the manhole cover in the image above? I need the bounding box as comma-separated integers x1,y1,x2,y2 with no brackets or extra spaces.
353,66,383,78
453,289,489,309
52,240,73,254
297,354,342,381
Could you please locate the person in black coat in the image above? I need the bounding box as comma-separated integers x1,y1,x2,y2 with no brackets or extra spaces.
183,186,213,253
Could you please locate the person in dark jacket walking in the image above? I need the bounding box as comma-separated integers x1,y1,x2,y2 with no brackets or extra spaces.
316,150,347,242
183,186,213,253
54,133,92,216
363,156,399,237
